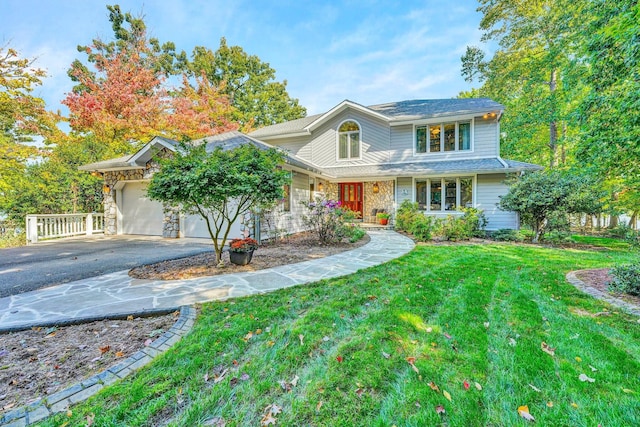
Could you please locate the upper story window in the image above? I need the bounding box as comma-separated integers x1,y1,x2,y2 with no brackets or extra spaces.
416,121,472,154
338,120,361,160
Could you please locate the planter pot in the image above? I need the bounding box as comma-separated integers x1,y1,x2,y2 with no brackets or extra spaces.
379,218,389,225
229,250,254,265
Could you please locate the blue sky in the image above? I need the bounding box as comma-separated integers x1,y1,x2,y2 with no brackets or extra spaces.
2,0,486,116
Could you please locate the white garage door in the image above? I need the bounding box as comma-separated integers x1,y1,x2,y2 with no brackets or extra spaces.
120,182,164,235
182,212,244,240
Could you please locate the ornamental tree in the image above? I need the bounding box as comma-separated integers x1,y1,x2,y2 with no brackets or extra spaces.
499,171,604,243
146,142,289,265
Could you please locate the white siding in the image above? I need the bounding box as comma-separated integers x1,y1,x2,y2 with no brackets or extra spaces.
476,174,518,230
473,118,499,158
396,177,413,206
259,171,311,239
390,125,414,163
310,110,390,167
268,136,313,162
182,212,244,240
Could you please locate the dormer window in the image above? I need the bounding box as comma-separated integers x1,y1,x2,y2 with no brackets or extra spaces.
416,120,472,154
338,120,361,160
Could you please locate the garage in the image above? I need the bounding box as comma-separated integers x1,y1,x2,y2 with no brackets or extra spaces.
120,181,164,235
182,212,244,240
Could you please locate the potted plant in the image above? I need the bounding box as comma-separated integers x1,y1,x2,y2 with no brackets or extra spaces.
228,237,259,265
376,212,391,225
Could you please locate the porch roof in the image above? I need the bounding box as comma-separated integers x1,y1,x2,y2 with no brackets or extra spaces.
319,157,541,179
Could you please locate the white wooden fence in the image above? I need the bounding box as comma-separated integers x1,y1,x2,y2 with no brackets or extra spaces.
25,213,105,244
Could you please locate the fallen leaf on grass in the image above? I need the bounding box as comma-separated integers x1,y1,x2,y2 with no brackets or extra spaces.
355,388,364,398
463,380,470,390
443,390,452,402
382,351,390,359
474,382,483,391
243,332,253,342
428,382,440,393
517,405,535,422
115,351,124,358
86,413,95,426
406,357,419,374
575,356,582,363
336,356,343,363
528,384,541,392
99,345,110,354
483,322,490,329
291,375,299,387
589,365,598,372
299,334,304,346
579,373,595,383
316,401,323,411
571,402,579,408
547,401,554,408
260,404,282,426
541,342,555,356
240,373,250,381
435,405,446,414
322,336,330,342
214,369,229,384
443,332,452,339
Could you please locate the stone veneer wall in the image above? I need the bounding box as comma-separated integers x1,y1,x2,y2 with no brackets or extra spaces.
318,180,395,223
363,180,394,223
101,150,179,237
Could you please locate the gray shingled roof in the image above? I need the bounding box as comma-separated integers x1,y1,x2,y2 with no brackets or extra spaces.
79,131,324,175
319,158,540,179
368,98,504,121
249,98,504,138
249,113,322,138
78,155,138,171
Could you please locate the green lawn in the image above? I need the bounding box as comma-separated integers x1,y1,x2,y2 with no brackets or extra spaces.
42,241,639,426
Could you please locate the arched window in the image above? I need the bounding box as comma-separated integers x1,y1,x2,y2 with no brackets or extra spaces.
337,120,361,160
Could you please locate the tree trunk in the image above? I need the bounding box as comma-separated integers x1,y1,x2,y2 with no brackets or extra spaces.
629,211,638,229
586,214,593,231
609,215,619,229
548,69,558,169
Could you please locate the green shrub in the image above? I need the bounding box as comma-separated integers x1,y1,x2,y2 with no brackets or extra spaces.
302,198,360,243
409,214,439,241
440,208,487,241
491,228,524,242
0,220,25,248
543,230,574,244
609,262,640,296
346,225,366,243
395,201,420,231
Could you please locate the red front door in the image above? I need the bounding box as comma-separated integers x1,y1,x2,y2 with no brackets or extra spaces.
339,183,363,218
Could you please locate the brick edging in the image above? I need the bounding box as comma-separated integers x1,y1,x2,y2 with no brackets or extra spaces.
0,306,197,427
566,271,640,317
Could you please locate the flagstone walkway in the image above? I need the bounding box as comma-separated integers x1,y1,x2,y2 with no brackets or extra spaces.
0,230,414,332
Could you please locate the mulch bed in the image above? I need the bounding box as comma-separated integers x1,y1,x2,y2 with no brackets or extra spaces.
574,268,640,307
130,232,370,280
0,233,370,413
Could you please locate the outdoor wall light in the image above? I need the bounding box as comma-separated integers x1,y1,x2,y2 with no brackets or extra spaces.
91,171,103,178
103,184,111,194
373,182,380,193
318,182,324,192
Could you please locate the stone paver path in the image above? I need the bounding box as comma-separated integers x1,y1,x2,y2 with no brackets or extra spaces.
0,230,414,332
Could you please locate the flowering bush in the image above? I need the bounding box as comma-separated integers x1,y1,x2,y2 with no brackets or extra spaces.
302,198,361,243
229,237,259,253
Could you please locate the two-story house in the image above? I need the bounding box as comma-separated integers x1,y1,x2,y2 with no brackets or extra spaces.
80,98,541,239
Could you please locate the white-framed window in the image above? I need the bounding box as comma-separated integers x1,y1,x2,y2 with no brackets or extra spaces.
415,120,472,154
415,177,474,212
337,120,361,160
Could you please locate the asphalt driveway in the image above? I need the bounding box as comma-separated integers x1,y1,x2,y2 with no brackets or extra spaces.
0,236,214,297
